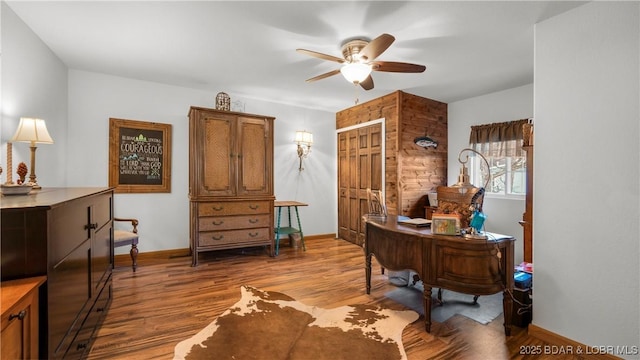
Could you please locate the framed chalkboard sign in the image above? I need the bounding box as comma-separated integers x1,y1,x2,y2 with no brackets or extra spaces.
109,118,172,193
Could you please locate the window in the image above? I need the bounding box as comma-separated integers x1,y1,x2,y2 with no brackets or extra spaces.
468,119,530,198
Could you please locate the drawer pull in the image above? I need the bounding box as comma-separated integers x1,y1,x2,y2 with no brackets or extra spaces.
249,232,258,238
97,307,105,312
77,343,88,350
9,310,26,321
212,220,224,225
249,204,259,210
211,235,224,241
84,222,98,230
248,219,259,224
212,206,224,211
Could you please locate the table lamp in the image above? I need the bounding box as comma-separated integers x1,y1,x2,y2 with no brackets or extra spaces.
453,148,490,239
10,117,54,189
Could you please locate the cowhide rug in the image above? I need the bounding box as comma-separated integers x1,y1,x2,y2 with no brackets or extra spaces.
173,286,419,360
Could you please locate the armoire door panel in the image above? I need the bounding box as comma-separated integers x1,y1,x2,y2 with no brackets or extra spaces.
202,117,234,196
238,118,269,195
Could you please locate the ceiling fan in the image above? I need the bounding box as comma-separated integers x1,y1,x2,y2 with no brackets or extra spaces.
297,33,426,90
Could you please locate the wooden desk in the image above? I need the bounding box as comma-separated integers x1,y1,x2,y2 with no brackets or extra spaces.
274,201,308,255
363,214,515,335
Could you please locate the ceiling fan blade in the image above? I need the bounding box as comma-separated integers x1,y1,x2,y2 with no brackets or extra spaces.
359,75,374,90
359,33,395,61
305,69,341,82
371,61,426,73
297,49,345,63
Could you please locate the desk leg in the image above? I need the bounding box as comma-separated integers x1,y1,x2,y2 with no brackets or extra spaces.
294,206,306,251
424,286,433,333
365,254,372,294
503,289,512,336
275,207,283,255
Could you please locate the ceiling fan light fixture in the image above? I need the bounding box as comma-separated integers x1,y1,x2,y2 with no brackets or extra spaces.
340,63,372,84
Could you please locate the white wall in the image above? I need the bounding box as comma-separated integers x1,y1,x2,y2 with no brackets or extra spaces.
1,2,68,186
534,2,639,353
3,2,337,255
68,70,336,254
448,84,533,263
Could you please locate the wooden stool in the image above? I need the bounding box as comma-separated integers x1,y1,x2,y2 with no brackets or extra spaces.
114,218,139,271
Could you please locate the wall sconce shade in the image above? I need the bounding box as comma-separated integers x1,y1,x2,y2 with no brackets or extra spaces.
294,130,313,147
10,117,54,189
340,63,372,84
294,130,313,171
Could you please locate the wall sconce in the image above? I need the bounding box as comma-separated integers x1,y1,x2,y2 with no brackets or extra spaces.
294,130,313,171
10,117,54,189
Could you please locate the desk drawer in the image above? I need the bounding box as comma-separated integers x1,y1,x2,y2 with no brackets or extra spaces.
199,214,270,231
198,227,270,247
198,201,270,216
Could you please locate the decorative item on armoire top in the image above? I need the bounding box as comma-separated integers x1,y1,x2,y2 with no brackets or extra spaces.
231,99,245,113
215,92,231,111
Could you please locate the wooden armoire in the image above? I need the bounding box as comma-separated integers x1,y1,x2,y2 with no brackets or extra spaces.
188,106,275,266
336,91,448,245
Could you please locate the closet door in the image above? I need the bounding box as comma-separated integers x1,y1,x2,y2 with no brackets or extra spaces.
337,123,382,246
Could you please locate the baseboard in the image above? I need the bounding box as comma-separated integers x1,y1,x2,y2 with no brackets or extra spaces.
302,233,336,240
528,324,622,359
114,234,337,265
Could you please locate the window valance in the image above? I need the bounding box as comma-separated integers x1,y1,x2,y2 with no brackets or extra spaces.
469,118,530,157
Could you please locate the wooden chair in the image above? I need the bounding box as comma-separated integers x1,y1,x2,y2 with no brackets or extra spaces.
114,218,139,272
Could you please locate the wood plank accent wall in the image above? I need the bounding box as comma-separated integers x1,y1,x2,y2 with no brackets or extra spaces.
336,91,447,218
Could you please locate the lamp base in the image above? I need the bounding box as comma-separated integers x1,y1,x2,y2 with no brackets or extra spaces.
26,181,41,190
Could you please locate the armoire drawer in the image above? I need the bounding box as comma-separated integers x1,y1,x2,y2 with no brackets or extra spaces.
198,227,270,247
198,214,270,231
198,201,271,216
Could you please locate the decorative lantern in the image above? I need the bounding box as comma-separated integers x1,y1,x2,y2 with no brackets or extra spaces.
215,92,231,111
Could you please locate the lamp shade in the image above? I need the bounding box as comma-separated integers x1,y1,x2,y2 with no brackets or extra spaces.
340,63,372,83
294,130,313,146
11,117,54,144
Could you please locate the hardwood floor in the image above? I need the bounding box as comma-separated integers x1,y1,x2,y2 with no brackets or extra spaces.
88,237,583,360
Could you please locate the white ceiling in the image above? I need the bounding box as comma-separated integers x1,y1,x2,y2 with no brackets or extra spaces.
6,1,586,112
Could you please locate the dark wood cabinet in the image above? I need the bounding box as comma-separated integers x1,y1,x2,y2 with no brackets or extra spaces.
188,107,275,265
1,187,114,359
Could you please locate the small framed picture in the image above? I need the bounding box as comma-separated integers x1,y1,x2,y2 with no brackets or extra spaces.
431,214,460,235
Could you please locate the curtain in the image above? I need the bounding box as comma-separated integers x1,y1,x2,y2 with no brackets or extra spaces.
469,118,530,156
